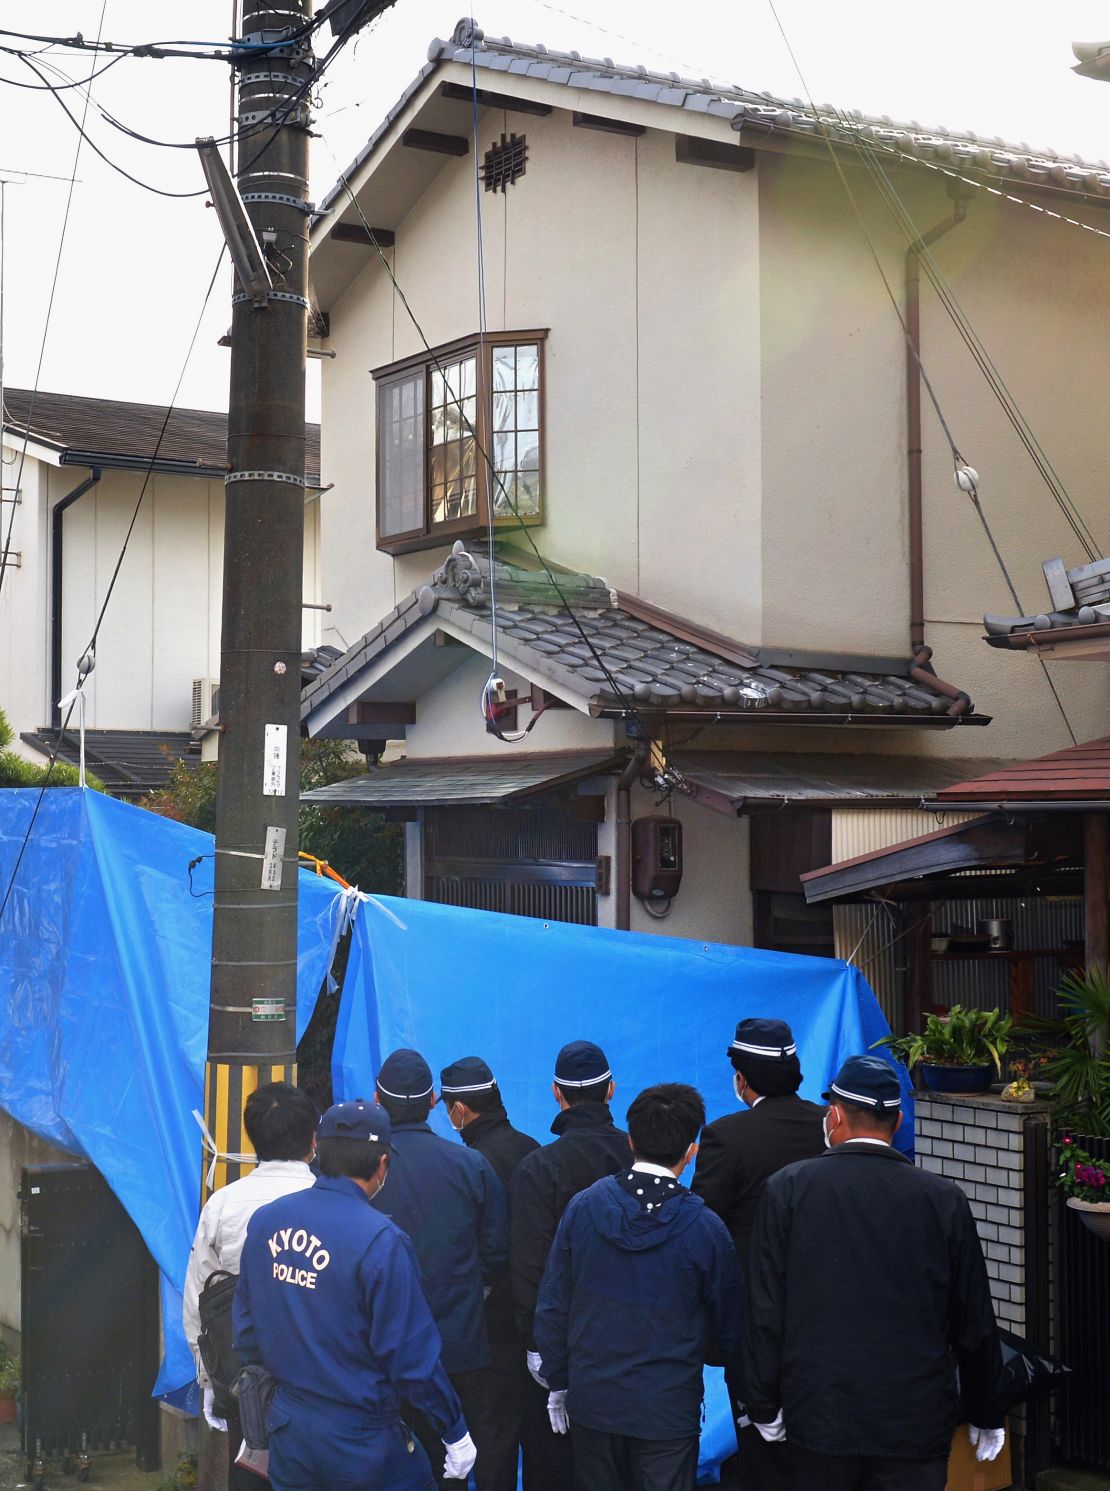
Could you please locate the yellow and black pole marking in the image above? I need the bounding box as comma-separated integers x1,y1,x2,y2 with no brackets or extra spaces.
202,1058,295,1203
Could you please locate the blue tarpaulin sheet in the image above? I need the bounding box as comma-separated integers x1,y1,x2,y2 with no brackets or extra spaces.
332,895,912,1481
0,789,343,1398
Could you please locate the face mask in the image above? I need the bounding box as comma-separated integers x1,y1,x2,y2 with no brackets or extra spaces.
822,1109,838,1150
733,1073,746,1107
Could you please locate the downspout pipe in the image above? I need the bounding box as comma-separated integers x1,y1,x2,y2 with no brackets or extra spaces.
615,740,650,931
50,467,101,728
906,192,969,651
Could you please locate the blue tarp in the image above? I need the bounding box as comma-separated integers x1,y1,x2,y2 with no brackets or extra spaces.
0,789,343,1397
332,895,912,1481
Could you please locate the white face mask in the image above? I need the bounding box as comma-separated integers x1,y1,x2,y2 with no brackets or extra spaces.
822,1108,839,1150
733,1073,748,1108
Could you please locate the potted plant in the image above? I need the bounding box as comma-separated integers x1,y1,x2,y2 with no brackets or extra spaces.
1038,968,1110,1138
873,1005,1013,1094
0,1341,18,1424
1058,1135,1110,1240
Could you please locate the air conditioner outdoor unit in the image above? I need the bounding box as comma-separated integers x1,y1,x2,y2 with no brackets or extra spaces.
191,677,219,730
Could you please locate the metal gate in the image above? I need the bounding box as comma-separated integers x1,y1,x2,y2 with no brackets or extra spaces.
1055,1133,1110,1470
424,804,598,925
20,1163,161,1473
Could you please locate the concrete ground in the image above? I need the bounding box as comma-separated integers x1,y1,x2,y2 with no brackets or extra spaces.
1037,1468,1110,1491
0,1426,167,1491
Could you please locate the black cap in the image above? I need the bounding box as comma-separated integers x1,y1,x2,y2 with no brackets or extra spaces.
318,1099,392,1144
728,1018,797,1061
377,1048,434,1101
554,1040,611,1088
823,1055,902,1111
440,1056,496,1096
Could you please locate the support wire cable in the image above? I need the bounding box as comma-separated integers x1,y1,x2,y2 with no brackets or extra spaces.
0,2,107,602
0,246,226,929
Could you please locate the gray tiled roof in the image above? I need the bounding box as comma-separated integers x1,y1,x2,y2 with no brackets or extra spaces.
301,749,622,806
301,545,985,727
318,17,1110,215
20,728,197,797
984,554,1110,647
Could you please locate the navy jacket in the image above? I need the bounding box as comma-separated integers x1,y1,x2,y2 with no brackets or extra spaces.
511,1103,631,1348
233,1175,465,1440
744,1142,1005,1458
534,1170,744,1441
372,1121,509,1373
460,1108,539,1346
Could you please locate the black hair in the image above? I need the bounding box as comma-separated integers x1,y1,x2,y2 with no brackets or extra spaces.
316,1135,389,1181
730,1053,803,1098
243,1082,318,1161
377,1090,434,1127
831,1097,901,1134
627,1083,706,1166
555,1075,611,1106
446,1083,503,1117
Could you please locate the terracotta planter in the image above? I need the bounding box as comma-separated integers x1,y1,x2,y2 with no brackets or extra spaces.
920,1063,993,1095
1066,1195,1110,1241
0,1392,16,1425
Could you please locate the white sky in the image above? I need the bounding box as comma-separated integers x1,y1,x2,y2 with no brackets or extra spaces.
2,0,1110,421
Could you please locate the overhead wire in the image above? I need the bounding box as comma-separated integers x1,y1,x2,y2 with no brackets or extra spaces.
0,245,226,930
0,1,108,603
762,0,1080,747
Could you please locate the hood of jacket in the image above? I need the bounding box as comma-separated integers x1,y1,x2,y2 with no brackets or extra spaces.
586,1175,704,1252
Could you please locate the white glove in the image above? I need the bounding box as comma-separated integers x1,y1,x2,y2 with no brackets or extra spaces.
753,1411,786,1444
547,1389,569,1434
968,1425,1005,1462
526,1349,549,1388
443,1432,477,1481
202,1385,227,1434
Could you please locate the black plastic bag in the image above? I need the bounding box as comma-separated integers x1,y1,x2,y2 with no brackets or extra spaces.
998,1329,1070,1409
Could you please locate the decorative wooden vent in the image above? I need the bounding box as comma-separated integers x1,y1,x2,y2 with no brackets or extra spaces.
482,132,528,192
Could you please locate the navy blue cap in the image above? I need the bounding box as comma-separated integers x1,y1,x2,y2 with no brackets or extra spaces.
318,1099,392,1144
377,1048,434,1101
554,1040,612,1088
440,1056,496,1096
729,1018,797,1061
823,1055,902,1111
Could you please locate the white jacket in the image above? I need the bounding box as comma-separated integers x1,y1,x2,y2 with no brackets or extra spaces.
182,1159,315,1383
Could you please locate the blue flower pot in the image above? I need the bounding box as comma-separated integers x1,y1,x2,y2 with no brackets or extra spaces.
920,1063,993,1095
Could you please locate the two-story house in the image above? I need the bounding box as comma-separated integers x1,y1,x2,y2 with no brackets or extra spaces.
1,388,322,794
299,19,1110,1020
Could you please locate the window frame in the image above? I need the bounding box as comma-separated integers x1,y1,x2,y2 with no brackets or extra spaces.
372,328,548,556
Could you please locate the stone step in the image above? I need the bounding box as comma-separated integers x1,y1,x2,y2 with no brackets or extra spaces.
1036,1466,1110,1491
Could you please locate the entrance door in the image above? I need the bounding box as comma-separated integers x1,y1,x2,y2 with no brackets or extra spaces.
424,804,598,926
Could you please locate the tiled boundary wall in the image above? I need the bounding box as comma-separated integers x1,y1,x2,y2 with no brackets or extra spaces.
915,1093,1054,1489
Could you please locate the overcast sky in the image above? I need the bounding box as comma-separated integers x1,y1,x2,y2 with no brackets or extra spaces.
1,0,1110,421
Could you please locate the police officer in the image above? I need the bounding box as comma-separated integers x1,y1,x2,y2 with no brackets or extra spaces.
441,1056,540,1491
744,1056,1006,1491
510,1040,631,1491
233,1099,476,1491
373,1048,509,1490
692,1018,825,1490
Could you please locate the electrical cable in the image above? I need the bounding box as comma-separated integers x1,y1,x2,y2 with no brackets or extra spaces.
0,246,226,930
0,2,108,603
322,141,673,764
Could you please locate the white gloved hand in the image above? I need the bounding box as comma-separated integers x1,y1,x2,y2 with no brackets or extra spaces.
526,1350,549,1388
968,1425,1005,1462
443,1432,477,1481
547,1389,569,1435
753,1411,786,1444
202,1385,227,1434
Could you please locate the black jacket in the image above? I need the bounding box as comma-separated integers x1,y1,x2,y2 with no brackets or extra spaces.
460,1108,540,1345
510,1103,630,1348
370,1121,509,1373
743,1142,1006,1459
692,1095,825,1268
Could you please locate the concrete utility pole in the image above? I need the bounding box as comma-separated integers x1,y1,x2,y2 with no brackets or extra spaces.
203,0,314,1198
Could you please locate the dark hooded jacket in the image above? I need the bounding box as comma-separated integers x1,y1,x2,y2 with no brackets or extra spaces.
533,1170,744,1441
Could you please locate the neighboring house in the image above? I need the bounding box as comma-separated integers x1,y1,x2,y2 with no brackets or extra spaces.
0,388,322,795
299,19,1110,1016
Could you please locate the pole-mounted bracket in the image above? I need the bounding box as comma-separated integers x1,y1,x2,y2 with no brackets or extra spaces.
232,289,310,310
225,470,307,487
242,191,315,214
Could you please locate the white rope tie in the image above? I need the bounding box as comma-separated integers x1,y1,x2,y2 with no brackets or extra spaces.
192,1108,257,1190
56,682,87,787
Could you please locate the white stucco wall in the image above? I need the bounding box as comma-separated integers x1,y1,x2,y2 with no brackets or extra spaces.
0,446,51,749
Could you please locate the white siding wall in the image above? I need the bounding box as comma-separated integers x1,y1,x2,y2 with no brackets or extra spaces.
0,447,51,752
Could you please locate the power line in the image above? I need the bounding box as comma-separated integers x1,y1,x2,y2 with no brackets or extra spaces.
0,2,107,603
0,246,226,931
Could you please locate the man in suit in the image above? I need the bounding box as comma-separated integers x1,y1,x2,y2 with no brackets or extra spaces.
692,1018,824,1490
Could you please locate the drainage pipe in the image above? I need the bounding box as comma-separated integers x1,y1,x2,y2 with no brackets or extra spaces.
906,194,968,651
615,741,649,931
50,467,101,727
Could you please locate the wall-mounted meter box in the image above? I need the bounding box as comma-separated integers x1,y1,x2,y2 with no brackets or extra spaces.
631,816,683,900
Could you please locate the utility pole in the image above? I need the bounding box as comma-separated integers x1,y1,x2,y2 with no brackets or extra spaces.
202,0,313,1198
